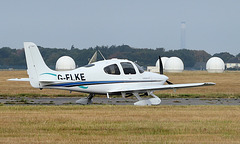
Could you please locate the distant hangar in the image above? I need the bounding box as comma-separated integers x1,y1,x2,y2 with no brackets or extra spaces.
56,55,226,73
148,57,184,73
147,56,225,73
56,56,76,71
206,57,225,73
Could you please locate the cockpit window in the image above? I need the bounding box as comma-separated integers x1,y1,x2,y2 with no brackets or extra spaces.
120,62,136,74
135,63,144,73
104,64,120,75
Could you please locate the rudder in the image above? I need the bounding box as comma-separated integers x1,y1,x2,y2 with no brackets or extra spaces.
24,42,53,88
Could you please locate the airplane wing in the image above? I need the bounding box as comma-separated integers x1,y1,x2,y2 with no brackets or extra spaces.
108,82,215,93
8,78,30,81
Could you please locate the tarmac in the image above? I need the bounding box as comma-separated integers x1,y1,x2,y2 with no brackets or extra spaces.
0,97,239,105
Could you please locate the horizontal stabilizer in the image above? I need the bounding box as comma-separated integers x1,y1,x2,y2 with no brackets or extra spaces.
8,78,30,81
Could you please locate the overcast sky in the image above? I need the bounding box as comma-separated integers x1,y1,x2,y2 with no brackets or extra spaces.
0,0,239,55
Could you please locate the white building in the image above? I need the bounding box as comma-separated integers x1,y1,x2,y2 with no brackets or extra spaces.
56,56,76,71
155,57,169,71
147,66,158,72
165,57,184,73
147,57,184,73
206,57,225,73
225,63,240,69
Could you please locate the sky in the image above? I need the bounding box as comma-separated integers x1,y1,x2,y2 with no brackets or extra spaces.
0,0,240,55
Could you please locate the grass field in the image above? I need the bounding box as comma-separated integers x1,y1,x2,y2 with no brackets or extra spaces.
0,105,239,144
0,70,239,143
0,70,239,98
163,71,240,96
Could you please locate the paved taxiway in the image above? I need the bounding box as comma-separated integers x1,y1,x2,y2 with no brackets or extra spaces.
0,97,239,105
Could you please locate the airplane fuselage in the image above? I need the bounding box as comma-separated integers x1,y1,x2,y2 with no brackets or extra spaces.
40,59,168,94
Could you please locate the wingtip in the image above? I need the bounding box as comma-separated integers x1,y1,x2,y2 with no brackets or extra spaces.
204,82,216,85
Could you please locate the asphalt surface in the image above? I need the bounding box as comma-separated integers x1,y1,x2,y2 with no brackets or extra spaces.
0,97,239,105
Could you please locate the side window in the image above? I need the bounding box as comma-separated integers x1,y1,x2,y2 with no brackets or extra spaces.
104,64,120,75
121,62,136,74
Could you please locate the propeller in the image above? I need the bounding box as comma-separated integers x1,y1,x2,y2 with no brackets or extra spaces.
159,56,163,74
158,56,173,85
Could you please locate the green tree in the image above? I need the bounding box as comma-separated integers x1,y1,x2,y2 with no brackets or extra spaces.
213,52,234,62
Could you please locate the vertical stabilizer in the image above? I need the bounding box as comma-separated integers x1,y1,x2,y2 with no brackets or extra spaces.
24,42,53,88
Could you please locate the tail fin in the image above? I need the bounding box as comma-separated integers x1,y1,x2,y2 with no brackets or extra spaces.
24,42,53,88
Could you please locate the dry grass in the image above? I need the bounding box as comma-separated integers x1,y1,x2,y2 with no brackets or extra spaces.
0,70,84,96
0,71,240,143
164,71,240,95
0,105,239,144
0,70,239,97
152,71,240,98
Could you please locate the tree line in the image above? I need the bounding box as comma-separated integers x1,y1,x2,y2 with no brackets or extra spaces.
0,45,239,70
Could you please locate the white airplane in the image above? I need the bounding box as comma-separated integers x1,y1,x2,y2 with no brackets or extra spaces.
9,42,215,106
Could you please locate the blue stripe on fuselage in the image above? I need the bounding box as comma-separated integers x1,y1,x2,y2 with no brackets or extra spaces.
40,73,57,76
47,80,161,87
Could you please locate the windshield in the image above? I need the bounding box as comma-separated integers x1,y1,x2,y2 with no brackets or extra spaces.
120,62,136,74
134,63,144,73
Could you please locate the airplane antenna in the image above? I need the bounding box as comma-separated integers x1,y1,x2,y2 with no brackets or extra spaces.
88,51,97,64
98,50,106,60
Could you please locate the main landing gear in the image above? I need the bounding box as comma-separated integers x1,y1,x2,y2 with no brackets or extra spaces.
76,92,161,106
76,93,94,105
133,92,161,106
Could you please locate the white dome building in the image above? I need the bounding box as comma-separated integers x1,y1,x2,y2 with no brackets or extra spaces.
56,56,76,71
155,57,169,70
206,57,225,73
165,57,184,73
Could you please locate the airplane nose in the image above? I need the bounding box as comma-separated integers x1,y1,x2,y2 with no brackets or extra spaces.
163,75,169,81
162,75,173,85
157,74,168,83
